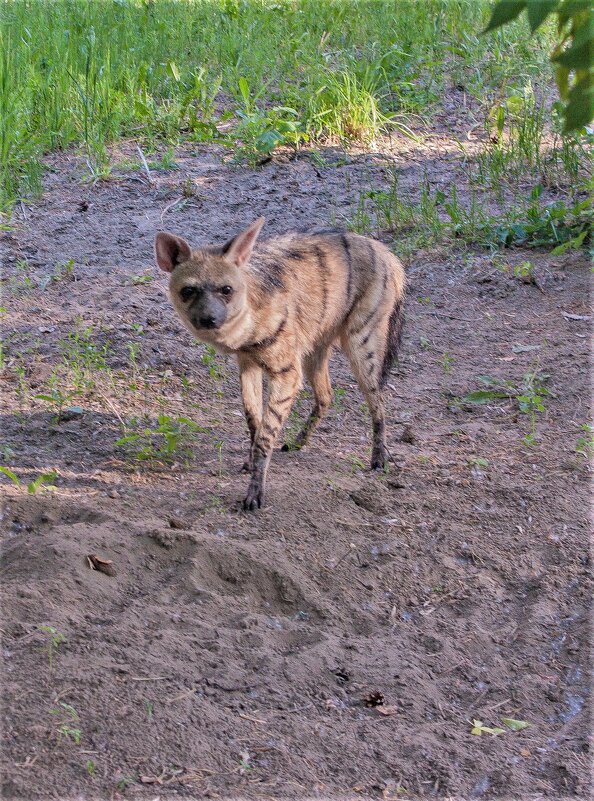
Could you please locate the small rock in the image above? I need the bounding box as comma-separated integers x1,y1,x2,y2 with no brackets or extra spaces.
107,489,120,499
60,406,84,422
400,425,415,444
168,517,188,530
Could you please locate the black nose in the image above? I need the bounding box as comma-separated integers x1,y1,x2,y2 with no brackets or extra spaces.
199,315,218,329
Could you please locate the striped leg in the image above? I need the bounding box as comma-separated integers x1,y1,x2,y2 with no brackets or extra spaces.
238,354,263,472
284,346,333,450
341,325,389,471
244,364,302,511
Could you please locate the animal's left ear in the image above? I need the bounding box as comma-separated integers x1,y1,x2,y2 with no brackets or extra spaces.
221,217,265,268
155,232,192,273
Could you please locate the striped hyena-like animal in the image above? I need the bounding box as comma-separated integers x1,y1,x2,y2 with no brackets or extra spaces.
155,218,405,511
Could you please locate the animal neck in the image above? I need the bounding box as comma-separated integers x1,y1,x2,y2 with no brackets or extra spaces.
216,304,255,351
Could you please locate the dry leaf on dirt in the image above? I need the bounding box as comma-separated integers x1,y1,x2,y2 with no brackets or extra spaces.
501,716,530,731
87,554,116,577
376,705,398,716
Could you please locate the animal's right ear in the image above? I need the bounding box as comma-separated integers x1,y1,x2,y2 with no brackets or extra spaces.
154,232,192,273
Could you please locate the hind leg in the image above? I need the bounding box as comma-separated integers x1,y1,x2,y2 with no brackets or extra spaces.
282,346,333,451
341,328,389,470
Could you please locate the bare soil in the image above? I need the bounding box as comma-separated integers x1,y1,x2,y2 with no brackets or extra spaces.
1,130,591,801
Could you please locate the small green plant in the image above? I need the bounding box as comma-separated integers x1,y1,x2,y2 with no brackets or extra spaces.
86,760,96,776
131,274,153,286
349,454,367,473
143,699,154,721
201,344,226,387
232,77,308,164
419,336,430,350
62,327,110,372
180,374,193,394
576,424,594,457
51,703,81,744
460,370,551,446
205,492,225,513
517,371,551,446
0,466,20,486
38,625,66,671
27,470,58,494
115,414,205,464
440,352,454,374
53,258,75,282
35,381,83,423
238,750,253,775
10,259,36,292
149,147,178,171
127,341,140,374
117,775,136,791
14,365,29,410
512,260,536,282
332,387,347,411
0,467,57,494
486,186,592,250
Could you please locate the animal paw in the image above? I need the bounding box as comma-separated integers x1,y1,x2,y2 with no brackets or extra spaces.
243,483,264,511
371,446,389,471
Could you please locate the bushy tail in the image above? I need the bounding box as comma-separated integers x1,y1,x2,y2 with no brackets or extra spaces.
380,295,405,386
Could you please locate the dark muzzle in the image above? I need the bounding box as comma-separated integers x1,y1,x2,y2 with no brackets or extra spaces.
192,294,227,330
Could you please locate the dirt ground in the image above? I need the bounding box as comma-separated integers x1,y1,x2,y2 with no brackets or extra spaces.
1,123,592,801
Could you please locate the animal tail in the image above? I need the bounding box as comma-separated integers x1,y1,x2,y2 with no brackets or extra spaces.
380,295,405,386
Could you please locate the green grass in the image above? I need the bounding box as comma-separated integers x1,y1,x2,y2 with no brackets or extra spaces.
0,0,555,213
347,169,593,257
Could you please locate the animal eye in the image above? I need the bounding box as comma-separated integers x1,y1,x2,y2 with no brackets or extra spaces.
180,286,196,302
221,285,233,296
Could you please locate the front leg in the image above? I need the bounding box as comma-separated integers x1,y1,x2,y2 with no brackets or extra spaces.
238,354,263,472
244,364,302,511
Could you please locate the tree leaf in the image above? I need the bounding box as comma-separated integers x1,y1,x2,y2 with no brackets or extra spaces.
471,719,506,735
483,1,527,33
502,717,530,731
527,0,559,32
552,22,594,69
563,79,594,133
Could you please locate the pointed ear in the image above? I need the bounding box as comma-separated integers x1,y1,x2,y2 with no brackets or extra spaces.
221,217,265,268
154,232,192,273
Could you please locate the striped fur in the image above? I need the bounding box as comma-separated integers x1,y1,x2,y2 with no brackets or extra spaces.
155,218,406,510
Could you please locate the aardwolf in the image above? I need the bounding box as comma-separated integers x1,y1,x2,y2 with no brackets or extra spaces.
155,218,405,510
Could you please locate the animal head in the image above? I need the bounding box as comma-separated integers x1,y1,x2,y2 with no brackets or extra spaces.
155,218,265,339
